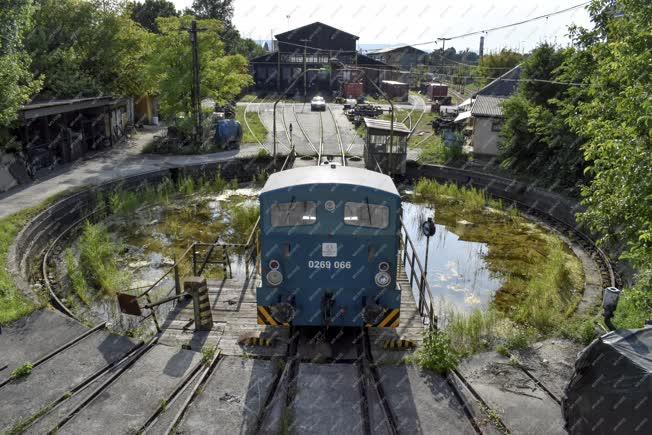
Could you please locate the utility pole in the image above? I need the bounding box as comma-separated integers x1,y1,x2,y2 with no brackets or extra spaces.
184,20,206,146
437,37,449,82
300,38,310,98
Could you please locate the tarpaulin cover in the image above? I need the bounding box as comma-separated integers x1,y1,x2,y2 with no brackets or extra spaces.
563,327,652,434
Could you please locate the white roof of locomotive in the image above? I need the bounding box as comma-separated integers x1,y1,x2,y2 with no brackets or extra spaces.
260,165,399,196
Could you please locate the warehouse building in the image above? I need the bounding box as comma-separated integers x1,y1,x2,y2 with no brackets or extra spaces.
366,45,427,70
249,22,396,95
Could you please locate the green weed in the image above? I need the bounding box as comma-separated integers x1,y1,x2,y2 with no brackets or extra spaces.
408,329,459,374
11,363,33,379
78,222,131,295
201,346,217,365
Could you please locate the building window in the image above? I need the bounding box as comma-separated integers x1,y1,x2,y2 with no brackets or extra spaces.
344,202,389,229
491,119,503,132
271,201,317,227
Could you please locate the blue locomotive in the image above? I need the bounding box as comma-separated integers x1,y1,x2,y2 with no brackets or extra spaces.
256,164,402,328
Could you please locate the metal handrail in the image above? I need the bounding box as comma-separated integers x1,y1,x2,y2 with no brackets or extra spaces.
399,217,437,327
135,216,261,298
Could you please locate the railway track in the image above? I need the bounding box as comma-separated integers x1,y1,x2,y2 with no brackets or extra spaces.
291,102,320,156
326,104,346,166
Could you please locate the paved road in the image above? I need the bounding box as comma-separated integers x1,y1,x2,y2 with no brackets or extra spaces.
0,127,263,219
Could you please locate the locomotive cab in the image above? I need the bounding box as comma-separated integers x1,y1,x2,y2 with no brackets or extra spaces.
256,165,402,328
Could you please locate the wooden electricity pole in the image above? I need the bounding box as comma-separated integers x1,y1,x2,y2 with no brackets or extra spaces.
184,21,206,145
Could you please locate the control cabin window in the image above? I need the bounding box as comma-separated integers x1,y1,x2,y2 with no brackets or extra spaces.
344,202,389,229
271,201,317,227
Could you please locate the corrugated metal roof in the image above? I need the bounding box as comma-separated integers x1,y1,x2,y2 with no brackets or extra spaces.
363,118,411,134
471,96,506,118
260,165,399,196
367,45,427,55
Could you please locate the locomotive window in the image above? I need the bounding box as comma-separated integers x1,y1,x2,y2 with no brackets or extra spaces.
271,201,317,227
343,202,389,229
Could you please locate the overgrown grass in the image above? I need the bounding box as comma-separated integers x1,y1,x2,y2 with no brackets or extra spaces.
226,204,260,244
64,249,91,305
0,192,73,325
413,178,589,352
236,105,268,144
77,222,130,295
613,270,652,329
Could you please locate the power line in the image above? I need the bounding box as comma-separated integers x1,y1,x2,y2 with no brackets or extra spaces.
264,1,590,54
410,1,591,46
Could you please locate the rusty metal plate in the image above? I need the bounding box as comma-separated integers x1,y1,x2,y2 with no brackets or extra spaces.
117,293,142,316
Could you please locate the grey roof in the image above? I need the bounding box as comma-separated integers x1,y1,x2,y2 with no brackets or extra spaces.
367,45,427,55
474,64,522,98
260,165,399,196
471,95,506,118
363,118,411,134
275,22,358,40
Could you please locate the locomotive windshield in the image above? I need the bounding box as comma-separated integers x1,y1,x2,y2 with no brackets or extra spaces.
343,201,389,229
271,201,317,227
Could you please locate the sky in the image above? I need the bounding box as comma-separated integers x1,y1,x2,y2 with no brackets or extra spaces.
172,0,594,53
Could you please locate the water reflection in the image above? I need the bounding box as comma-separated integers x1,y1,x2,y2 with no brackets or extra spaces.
402,202,503,313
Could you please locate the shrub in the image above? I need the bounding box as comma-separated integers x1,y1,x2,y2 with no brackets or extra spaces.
411,329,459,374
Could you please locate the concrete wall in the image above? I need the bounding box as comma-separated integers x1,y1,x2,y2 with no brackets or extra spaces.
472,117,500,156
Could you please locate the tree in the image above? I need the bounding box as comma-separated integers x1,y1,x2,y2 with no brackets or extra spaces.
475,48,524,83
499,44,588,191
191,0,233,23
189,0,260,56
570,0,652,277
24,0,156,99
0,0,42,134
129,0,177,33
149,16,252,119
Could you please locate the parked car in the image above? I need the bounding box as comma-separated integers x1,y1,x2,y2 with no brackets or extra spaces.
310,96,326,111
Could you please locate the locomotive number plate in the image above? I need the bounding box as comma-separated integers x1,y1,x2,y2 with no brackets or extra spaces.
308,260,352,269
322,243,338,257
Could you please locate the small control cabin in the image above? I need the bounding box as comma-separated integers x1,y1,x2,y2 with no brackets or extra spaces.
363,118,411,175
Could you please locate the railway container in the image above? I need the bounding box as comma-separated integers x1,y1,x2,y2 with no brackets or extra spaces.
342,82,364,99
426,82,448,99
256,165,402,328
380,80,409,102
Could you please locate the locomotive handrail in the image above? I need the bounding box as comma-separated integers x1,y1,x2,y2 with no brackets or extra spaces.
399,217,437,328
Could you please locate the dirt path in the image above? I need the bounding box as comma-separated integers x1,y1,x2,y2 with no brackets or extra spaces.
0,127,262,219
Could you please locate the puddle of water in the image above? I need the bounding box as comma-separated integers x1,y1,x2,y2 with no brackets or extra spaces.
402,201,502,313
60,188,259,330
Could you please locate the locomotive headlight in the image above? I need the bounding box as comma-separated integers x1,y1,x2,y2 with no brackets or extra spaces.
266,270,283,287
375,271,391,288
